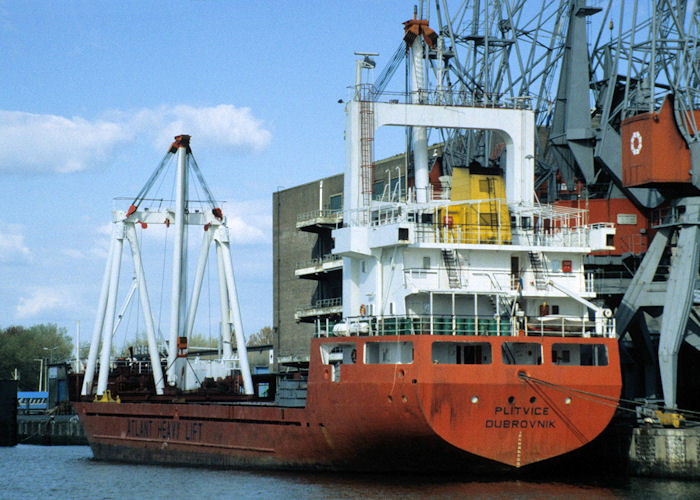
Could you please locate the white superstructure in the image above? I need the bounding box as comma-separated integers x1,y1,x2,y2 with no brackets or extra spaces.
330,52,616,340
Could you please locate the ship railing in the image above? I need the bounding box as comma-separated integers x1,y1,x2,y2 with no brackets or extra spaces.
522,315,616,338
585,272,595,293
345,200,605,250
112,196,226,214
350,86,533,110
318,314,615,338
403,266,590,296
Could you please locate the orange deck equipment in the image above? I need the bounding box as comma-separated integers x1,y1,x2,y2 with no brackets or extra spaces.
621,96,697,188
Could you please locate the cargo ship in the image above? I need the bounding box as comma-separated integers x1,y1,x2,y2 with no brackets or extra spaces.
73,37,622,471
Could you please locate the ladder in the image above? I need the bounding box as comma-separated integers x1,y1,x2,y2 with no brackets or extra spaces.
528,251,548,290
441,249,462,288
359,86,374,210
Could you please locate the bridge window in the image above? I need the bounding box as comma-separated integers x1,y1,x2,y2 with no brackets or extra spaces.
365,341,413,364
502,342,542,365
432,342,492,365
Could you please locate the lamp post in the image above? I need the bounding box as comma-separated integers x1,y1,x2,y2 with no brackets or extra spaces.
43,346,58,364
33,359,44,391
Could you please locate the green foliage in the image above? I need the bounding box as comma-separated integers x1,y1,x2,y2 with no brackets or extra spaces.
115,327,271,358
247,326,274,346
117,332,218,357
0,324,74,391
188,333,218,349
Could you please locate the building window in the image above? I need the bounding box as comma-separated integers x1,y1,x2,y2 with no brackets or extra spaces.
390,177,405,198
329,194,342,211
373,181,385,199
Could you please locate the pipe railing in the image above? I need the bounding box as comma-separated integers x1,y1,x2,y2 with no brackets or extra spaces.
319,313,615,338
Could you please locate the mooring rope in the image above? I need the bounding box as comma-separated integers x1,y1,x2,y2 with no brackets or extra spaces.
519,373,700,425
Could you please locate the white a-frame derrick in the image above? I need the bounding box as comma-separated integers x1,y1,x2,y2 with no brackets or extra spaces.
82,136,253,397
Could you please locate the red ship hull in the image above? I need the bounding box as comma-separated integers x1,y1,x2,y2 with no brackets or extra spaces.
74,335,621,471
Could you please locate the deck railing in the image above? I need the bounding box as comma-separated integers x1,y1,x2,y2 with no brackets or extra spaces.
317,313,615,339
403,267,593,295
343,200,601,249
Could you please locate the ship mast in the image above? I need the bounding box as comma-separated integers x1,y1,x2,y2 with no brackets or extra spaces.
167,136,189,386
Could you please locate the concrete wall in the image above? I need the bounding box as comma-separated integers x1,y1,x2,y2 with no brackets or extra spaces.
16,414,87,445
273,174,344,367
628,427,700,478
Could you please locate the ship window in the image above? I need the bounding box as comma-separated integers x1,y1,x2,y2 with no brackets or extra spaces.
551,305,559,314
365,341,413,364
432,342,492,365
501,342,542,365
552,343,608,366
423,256,431,269
320,343,357,365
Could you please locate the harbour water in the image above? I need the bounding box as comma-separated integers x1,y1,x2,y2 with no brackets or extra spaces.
1,445,699,499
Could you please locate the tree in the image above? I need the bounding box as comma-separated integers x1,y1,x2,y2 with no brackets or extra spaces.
0,324,73,391
117,332,218,357
247,326,274,346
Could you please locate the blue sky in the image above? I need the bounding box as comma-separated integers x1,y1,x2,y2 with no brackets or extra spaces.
0,1,415,347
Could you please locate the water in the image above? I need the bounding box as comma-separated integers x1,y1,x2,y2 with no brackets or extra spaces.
1,445,699,499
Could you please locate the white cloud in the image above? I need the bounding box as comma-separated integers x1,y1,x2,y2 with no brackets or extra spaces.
0,222,30,262
223,199,271,245
0,110,130,173
0,104,271,174
147,105,272,152
16,286,79,318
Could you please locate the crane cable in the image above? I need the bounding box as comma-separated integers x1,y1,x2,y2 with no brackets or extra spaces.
126,151,174,217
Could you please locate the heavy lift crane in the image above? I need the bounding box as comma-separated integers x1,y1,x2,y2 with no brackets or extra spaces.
377,0,700,414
